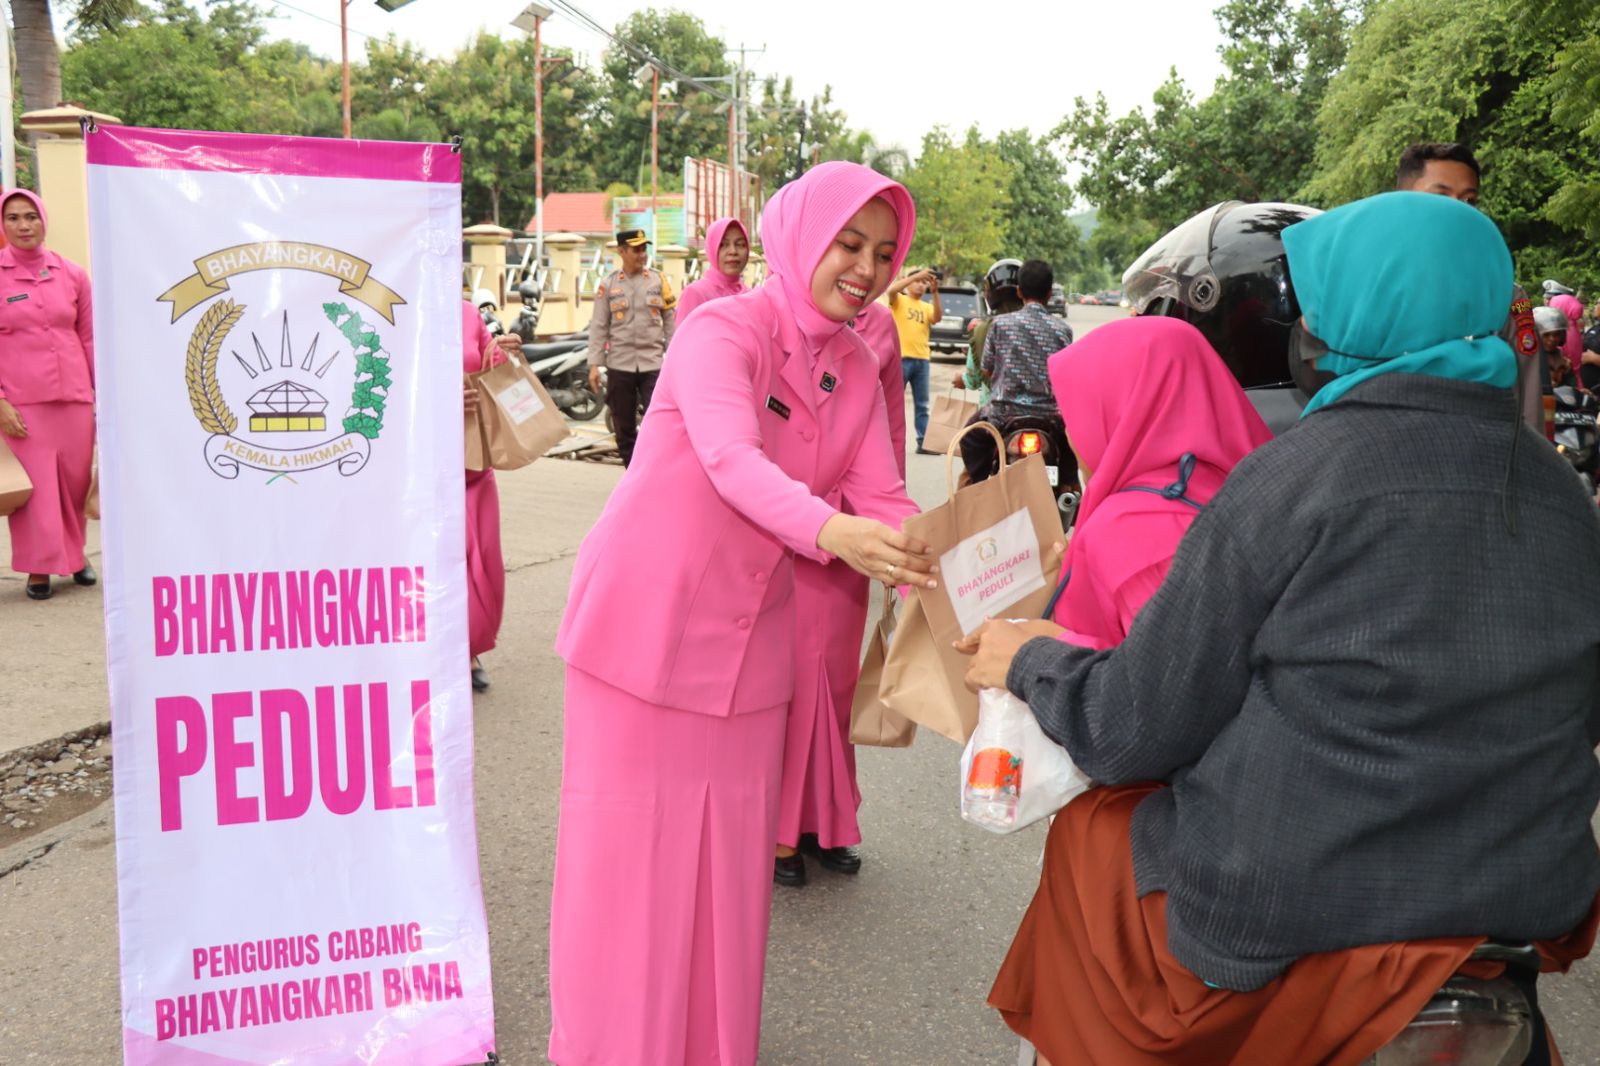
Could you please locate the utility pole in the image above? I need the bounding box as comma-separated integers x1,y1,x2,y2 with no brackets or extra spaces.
725,43,764,233
0,2,14,189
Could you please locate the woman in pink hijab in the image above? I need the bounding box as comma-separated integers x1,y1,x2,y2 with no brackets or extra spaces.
982,315,1272,1063
1550,293,1586,376
1038,315,1272,649
772,281,909,886
675,216,750,324
459,300,520,690
551,162,932,1066
0,189,96,600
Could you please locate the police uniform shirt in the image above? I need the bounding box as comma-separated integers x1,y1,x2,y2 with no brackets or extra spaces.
587,268,677,373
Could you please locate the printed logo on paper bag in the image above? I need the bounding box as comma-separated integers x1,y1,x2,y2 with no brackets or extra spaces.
939,509,1045,635
496,378,546,425
159,242,408,481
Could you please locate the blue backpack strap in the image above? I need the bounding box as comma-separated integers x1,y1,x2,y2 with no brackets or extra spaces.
1042,567,1072,619
1117,452,1202,511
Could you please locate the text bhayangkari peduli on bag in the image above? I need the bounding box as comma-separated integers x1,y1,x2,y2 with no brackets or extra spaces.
879,422,1060,742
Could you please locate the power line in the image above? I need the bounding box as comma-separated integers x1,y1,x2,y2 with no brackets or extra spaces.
262,0,381,43
545,0,735,105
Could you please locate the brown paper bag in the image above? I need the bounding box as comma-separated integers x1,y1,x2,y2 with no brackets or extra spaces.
879,422,1060,742
464,401,488,472
0,438,31,516
849,598,917,748
921,389,979,455
470,351,570,471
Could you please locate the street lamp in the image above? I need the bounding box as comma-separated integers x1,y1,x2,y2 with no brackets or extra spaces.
334,1,423,139
634,61,663,252
511,3,555,268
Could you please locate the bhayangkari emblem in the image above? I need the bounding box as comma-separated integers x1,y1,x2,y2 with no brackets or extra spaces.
163,241,405,481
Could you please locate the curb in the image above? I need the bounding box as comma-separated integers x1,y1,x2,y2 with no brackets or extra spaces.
0,721,111,777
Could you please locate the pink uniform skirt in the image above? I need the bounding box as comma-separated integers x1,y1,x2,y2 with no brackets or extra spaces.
775,558,869,849
464,468,503,656
549,666,786,1066
6,400,93,576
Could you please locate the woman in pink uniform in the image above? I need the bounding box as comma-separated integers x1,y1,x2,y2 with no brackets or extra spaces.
460,300,520,690
675,216,750,325
550,162,933,1066
773,300,908,886
0,189,95,601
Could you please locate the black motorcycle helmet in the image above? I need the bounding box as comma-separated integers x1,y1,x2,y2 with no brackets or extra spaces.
983,258,1024,315
1123,201,1322,391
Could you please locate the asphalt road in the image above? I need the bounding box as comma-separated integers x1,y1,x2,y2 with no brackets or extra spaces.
2,304,1597,1064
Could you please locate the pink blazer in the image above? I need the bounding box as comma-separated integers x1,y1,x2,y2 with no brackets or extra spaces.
852,302,905,480
0,248,94,405
557,283,914,716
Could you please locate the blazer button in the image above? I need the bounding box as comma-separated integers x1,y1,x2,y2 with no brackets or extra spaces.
802,428,815,442
736,617,751,630
751,571,767,584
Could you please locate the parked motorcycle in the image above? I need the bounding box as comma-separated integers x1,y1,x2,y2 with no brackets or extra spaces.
523,334,601,421
1551,383,1599,493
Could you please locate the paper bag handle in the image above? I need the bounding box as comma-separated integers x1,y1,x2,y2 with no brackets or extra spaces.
943,420,1007,499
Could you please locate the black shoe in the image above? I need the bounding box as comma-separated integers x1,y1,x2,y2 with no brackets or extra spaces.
915,445,937,455
73,565,97,587
799,833,862,874
25,578,51,601
470,661,489,692
773,853,807,888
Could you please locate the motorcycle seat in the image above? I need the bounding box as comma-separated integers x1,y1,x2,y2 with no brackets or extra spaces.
522,341,587,360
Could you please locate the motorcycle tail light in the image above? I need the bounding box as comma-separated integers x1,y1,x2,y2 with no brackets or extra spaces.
1017,431,1042,456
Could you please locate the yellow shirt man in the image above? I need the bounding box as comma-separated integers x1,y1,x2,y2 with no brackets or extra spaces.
887,272,942,360
884,269,943,451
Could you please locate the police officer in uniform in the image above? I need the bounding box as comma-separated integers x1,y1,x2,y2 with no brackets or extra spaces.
587,228,677,466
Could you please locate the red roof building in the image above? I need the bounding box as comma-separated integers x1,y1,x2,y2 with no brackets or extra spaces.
530,193,611,237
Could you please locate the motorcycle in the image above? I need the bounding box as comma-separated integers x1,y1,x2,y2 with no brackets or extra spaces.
1551,384,1599,493
523,334,601,421
506,278,543,342
961,414,1080,530
1361,940,1547,1066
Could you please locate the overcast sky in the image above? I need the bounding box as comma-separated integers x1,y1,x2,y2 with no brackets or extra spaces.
253,0,1228,154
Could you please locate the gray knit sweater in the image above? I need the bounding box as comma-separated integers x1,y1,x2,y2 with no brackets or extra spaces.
1008,374,1600,991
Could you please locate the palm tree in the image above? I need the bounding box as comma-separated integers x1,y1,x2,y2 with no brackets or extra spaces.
11,0,137,128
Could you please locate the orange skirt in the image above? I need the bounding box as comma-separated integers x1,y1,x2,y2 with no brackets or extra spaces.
989,784,1598,1066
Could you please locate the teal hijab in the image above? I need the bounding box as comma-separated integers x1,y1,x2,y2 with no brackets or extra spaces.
1282,191,1516,415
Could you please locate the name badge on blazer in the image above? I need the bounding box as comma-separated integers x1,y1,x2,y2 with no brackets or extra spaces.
819,372,838,393
4,293,26,304
765,395,791,420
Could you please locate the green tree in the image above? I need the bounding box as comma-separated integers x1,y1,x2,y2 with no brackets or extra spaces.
1304,0,1600,293
901,127,1011,277
993,129,1083,279
1052,0,1357,275
592,10,733,189
61,1,326,135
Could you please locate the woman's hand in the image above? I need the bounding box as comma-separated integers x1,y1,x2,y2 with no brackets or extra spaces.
463,382,479,416
817,513,938,590
0,399,25,439
954,618,1058,692
493,334,522,359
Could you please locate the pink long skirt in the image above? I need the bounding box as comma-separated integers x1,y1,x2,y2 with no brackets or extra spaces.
775,559,868,849
549,666,786,1066
6,401,92,576
464,468,504,656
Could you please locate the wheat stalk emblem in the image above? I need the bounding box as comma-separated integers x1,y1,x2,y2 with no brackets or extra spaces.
186,299,243,435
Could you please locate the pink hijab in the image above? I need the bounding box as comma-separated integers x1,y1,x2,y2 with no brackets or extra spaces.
1550,294,1586,371
675,217,750,324
1,188,49,268
1049,316,1272,644
759,161,916,353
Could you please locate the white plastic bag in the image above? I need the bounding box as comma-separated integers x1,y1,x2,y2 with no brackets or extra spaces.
960,686,1093,834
